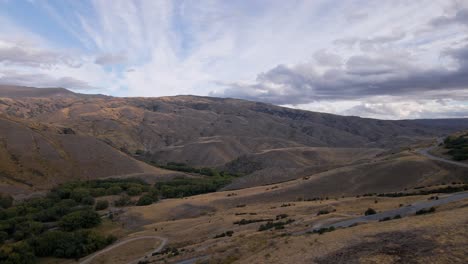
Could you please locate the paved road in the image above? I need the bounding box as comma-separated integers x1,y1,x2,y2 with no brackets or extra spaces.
416,139,468,168
296,191,468,234
79,236,168,264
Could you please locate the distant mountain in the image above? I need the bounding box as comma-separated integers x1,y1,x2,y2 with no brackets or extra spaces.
1,85,467,194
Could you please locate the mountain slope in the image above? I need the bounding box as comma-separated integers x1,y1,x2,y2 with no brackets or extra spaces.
1,85,468,193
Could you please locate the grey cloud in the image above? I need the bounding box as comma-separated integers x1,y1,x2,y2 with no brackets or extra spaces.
430,9,468,27
212,45,468,105
334,32,406,50
95,53,127,65
0,71,94,90
0,46,81,68
313,50,342,67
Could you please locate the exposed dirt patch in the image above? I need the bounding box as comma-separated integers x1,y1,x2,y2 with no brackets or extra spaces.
314,231,436,264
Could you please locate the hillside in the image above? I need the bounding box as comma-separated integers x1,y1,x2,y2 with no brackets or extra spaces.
1,85,468,193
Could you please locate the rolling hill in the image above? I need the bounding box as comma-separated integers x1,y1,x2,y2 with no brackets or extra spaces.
1,84,468,195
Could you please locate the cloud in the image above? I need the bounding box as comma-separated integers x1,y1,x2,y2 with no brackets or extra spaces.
213,44,468,105
430,8,468,27
0,70,93,90
0,45,80,68
95,53,127,65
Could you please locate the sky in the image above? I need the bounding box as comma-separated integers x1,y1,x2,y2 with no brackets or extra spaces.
0,0,467,120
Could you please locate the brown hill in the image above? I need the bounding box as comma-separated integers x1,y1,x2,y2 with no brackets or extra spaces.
0,116,180,197
1,85,468,192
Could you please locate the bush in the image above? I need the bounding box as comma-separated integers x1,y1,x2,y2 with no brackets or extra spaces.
95,200,109,211
136,195,154,206
364,208,377,216
0,194,13,209
0,241,36,264
416,207,436,215
106,185,123,195
317,210,330,216
127,186,143,196
59,209,101,231
314,226,336,235
0,231,7,243
29,230,115,259
81,196,95,205
90,188,106,197
114,195,131,207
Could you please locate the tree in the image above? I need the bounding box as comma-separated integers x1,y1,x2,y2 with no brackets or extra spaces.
59,210,101,231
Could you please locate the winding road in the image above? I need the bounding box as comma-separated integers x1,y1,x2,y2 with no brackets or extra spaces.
416,140,468,168
301,191,468,233
79,235,168,264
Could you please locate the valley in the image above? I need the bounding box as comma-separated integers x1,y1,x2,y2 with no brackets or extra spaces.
0,85,467,264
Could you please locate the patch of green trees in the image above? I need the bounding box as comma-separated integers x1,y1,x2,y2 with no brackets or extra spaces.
444,134,468,161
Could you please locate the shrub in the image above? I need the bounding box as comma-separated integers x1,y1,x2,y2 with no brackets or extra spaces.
317,210,330,216
364,208,377,216
81,196,95,205
416,207,436,215
0,231,7,243
106,186,123,195
0,241,36,264
114,195,131,207
95,200,109,211
29,230,114,258
136,195,154,206
0,194,13,209
314,226,335,235
90,188,106,197
70,188,91,203
59,209,101,231
127,186,143,196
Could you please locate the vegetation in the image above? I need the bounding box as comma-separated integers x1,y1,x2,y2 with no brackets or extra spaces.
0,194,13,209
377,184,468,197
156,162,231,177
214,230,234,238
258,219,294,231
136,194,154,206
444,133,468,161
313,226,336,235
317,209,331,216
95,200,109,211
154,175,237,198
415,207,436,215
364,208,377,216
234,218,273,225
0,178,152,261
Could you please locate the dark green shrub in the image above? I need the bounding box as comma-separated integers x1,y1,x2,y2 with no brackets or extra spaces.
70,188,91,203
416,207,436,215
81,196,95,205
0,241,36,264
127,186,143,196
106,186,123,195
59,210,101,231
364,208,377,216
0,194,13,209
136,195,154,206
29,230,114,258
114,195,130,207
95,200,109,211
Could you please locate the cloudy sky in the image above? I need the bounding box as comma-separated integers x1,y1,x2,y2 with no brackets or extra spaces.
0,0,467,119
